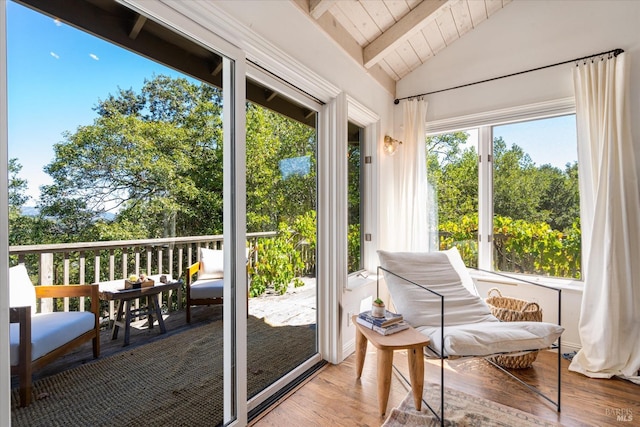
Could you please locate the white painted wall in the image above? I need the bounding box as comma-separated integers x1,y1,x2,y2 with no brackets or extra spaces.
395,0,640,352
397,0,640,158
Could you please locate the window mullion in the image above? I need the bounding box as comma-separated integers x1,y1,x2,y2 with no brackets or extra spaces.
477,126,493,270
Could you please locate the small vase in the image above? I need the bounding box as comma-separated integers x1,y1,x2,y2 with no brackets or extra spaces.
371,302,386,318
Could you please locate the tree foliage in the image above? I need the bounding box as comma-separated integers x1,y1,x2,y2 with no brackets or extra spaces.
39,75,224,241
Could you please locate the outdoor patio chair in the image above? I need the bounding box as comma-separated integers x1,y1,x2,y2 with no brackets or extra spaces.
377,248,564,425
185,247,225,323
9,264,100,407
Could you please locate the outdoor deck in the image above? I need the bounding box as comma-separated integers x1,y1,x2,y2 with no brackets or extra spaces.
12,304,222,390
11,277,317,391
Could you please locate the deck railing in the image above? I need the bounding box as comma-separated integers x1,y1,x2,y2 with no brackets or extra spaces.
9,232,276,323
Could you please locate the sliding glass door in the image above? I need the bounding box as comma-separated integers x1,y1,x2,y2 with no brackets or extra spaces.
5,0,246,424
245,73,322,415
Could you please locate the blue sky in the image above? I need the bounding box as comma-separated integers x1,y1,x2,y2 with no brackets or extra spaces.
7,1,185,202
493,115,577,170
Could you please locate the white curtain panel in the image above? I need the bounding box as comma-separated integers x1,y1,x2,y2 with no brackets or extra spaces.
389,98,430,251
569,52,640,384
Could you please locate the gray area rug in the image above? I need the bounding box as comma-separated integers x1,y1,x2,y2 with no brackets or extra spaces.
383,384,560,427
11,316,315,427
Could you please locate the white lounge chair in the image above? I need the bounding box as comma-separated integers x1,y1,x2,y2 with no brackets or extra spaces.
377,248,563,424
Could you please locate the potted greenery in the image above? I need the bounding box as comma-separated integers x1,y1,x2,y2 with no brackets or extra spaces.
371,297,386,318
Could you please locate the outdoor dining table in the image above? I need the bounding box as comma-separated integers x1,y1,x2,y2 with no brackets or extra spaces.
98,276,181,346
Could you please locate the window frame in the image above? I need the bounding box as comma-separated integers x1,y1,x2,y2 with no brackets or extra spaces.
346,95,379,283
426,97,583,288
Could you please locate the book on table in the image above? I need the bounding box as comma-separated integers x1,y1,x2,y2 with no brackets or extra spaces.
358,309,403,327
356,317,410,336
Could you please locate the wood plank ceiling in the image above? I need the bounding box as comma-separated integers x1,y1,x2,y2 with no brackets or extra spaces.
295,0,512,91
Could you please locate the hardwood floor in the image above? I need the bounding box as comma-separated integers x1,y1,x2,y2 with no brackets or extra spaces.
252,346,640,427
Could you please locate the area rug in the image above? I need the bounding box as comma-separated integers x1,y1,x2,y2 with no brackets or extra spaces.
383,384,560,427
11,316,315,427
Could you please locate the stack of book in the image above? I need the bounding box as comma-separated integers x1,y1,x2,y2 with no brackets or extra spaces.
356,309,409,335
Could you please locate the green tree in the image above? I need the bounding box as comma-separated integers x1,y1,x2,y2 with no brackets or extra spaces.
427,132,478,224
246,103,316,233
39,75,224,241
8,158,29,209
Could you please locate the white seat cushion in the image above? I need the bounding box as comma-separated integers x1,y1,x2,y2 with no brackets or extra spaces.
417,321,564,357
10,311,96,366
190,279,224,300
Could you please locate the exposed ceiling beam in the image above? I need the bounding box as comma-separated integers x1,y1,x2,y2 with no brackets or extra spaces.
265,89,278,102
363,0,446,69
309,0,335,19
210,59,223,76
129,14,147,40
292,0,395,93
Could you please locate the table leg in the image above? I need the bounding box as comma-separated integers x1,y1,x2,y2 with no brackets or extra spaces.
123,300,132,346
407,347,425,411
146,296,154,330
111,299,124,340
152,294,167,334
377,348,394,416
355,326,368,379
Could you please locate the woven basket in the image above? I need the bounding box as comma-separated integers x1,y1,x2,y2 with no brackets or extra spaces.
485,288,542,369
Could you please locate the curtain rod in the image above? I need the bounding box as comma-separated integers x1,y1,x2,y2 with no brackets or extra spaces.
394,48,624,104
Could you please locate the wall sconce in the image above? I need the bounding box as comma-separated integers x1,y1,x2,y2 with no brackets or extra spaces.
383,135,402,156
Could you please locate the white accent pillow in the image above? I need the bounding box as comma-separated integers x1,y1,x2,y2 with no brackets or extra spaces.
377,249,496,328
199,248,224,280
9,264,37,315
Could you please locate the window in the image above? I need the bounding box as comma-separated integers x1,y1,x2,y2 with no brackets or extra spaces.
347,121,364,274
428,114,581,280
427,129,479,267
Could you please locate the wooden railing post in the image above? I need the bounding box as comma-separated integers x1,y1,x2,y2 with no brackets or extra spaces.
39,253,54,313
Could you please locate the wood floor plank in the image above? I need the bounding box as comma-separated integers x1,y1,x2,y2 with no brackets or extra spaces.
254,346,640,427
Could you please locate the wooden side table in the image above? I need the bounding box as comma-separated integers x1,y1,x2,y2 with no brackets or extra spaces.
99,280,181,346
352,315,430,416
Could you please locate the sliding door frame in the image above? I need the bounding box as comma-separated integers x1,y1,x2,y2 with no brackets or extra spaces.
118,1,249,424
1,1,11,423
245,63,323,412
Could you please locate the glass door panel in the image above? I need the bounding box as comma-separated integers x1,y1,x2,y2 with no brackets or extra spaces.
245,77,319,408
6,1,236,424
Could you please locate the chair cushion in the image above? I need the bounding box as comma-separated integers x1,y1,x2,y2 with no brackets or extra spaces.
417,321,565,357
190,278,224,300
377,249,496,328
10,311,96,366
9,264,36,315
199,248,224,280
